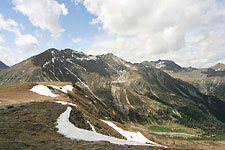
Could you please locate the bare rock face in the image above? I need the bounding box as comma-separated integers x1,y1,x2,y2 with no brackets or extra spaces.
69,107,92,131
211,63,225,71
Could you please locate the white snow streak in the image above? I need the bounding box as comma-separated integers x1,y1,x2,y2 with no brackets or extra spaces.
65,67,99,99
52,58,55,63
76,55,97,61
56,107,159,146
65,67,86,86
87,120,96,133
43,61,50,68
30,85,58,97
55,101,77,107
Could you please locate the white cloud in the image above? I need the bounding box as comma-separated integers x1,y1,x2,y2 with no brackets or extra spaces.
13,0,68,38
0,46,19,65
14,34,39,52
0,14,20,35
165,30,225,68
0,14,39,52
35,30,43,38
0,35,5,44
72,38,82,44
72,0,83,5
77,0,225,67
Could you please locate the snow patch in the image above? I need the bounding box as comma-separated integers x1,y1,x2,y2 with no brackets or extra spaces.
30,85,58,97
66,58,73,64
48,85,73,94
52,58,55,63
55,101,77,107
43,61,50,68
101,120,160,146
215,68,222,71
76,55,97,61
156,61,166,68
56,107,159,146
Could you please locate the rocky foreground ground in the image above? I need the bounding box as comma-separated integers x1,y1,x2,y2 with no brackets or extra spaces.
0,102,164,150
1,101,225,150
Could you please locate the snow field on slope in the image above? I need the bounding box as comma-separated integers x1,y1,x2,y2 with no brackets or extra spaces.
30,85,58,97
56,106,159,146
30,85,73,97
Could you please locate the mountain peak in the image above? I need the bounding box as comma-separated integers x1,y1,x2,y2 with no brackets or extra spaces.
211,63,225,71
104,53,118,58
142,59,182,72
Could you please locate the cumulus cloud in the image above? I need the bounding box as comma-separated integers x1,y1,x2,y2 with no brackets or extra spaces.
13,0,68,38
14,34,39,52
72,38,82,44
0,46,19,65
163,30,225,68
0,14,20,35
72,0,83,5
0,14,39,52
77,0,225,67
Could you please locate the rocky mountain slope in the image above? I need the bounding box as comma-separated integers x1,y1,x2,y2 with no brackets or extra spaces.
142,60,183,72
0,61,9,70
142,59,225,102
211,63,225,71
1,48,225,140
166,64,225,102
2,82,225,149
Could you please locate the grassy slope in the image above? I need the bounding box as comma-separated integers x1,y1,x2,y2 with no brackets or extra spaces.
148,126,186,133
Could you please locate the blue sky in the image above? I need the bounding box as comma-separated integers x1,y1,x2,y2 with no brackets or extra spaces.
0,0,103,65
0,0,225,68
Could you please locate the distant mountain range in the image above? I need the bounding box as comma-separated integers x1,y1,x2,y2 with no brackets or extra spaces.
142,59,225,102
0,61,9,70
0,48,225,140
